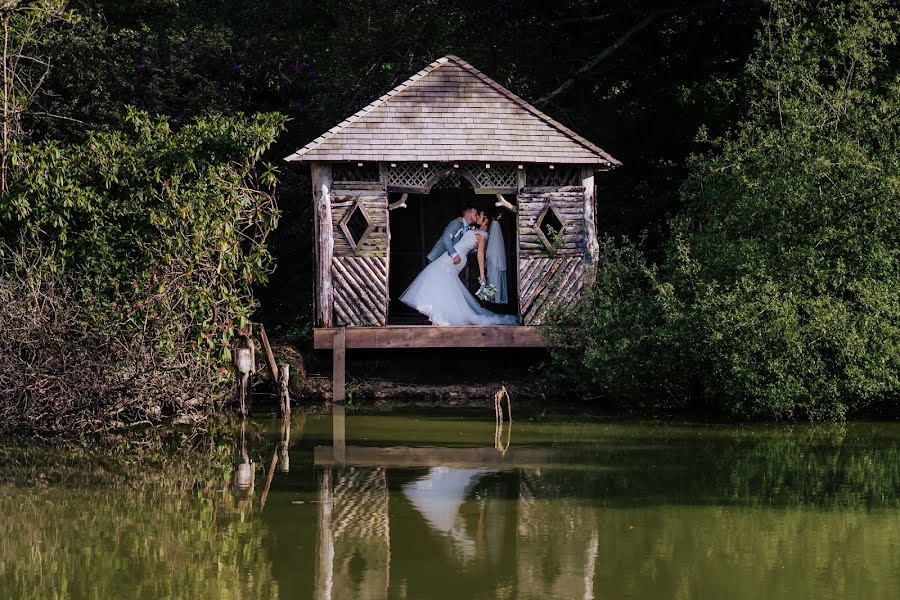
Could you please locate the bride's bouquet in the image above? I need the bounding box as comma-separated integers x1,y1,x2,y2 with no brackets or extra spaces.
476,282,498,302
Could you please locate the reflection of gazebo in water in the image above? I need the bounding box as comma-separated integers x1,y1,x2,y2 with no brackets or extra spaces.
313,411,599,598
516,470,599,599
316,467,390,600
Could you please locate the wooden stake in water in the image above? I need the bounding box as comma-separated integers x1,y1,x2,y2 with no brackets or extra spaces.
235,347,254,418
278,363,291,418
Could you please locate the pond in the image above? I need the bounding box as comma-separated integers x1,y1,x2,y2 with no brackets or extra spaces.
1,408,898,599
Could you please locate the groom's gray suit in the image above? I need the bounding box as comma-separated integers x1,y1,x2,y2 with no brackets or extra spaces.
426,218,469,263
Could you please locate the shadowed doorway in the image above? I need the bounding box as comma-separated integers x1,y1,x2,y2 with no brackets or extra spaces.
388,179,518,324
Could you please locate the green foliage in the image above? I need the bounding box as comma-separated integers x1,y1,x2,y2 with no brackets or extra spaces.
546,236,701,411
0,1,77,191
1,108,287,360
31,0,314,140
549,0,900,420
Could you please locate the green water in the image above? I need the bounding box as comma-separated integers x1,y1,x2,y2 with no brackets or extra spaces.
1,410,899,599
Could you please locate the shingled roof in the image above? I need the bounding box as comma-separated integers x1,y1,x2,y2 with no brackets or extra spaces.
285,55,620,167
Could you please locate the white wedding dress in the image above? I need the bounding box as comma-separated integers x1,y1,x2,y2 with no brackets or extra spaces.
400,229,519,326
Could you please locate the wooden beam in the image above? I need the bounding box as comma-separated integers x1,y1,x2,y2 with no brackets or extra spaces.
495,194,517,214
313,325,552,350
256,323,279,382
581,167,599,285
473,186,518,195
332,327,346,402
312,163,334,327
314,446,557,470
388,192,408,210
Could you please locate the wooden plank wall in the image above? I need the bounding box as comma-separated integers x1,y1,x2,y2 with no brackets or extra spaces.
518,186,586,325
518,186,585,255
331,181,390,326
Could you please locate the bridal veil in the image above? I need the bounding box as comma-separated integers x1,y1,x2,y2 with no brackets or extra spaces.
486,220,508,303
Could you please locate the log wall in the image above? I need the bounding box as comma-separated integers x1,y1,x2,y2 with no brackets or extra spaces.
517,186,587,325
517,186,586,256
330,181,390,326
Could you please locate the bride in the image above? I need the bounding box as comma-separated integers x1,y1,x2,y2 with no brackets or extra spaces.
400,212,518,326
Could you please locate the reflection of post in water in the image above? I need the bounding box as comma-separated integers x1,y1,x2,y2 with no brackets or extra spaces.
261,414,304,510
316,465,391,600
315,466,334,600
333,403,346,465
495,386,512,455
317,406,390,599
516,470,600,599
281,414,300,474
233,420,255,504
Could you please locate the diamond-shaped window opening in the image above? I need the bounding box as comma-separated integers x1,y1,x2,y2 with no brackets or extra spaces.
534,203,567,253
340,201,374,251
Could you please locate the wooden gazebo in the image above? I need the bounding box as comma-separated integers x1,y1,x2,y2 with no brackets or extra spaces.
285,56,619,397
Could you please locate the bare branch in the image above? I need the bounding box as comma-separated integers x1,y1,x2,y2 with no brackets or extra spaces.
28,110,87,124
553,12,619,25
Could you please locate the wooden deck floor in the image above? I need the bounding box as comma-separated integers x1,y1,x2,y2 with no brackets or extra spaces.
313,325,548,349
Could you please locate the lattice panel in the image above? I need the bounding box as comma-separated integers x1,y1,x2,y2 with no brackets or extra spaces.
432,172,468,189
388,162,518,189
332,256,388,326
526,165,582,187
333,162,380,182
468,163,517,188
388,162,447,187
518,256,584,325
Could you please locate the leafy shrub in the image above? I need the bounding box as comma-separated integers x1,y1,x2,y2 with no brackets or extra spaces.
0,242,213,433
0,109,286,431
2,107,286,360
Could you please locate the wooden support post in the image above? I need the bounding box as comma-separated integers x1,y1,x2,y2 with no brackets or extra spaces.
332,327,346,403
581,167,599,285
278,363,290,418
312,163,334,327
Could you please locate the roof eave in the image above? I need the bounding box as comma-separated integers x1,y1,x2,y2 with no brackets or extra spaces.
285,154,619,167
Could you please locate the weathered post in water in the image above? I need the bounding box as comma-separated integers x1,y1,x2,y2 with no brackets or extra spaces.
235,347,254,418
278,363,291,418
233,421,255,497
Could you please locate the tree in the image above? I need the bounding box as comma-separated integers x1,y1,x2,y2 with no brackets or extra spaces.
549,0,900,420
0,0,74,192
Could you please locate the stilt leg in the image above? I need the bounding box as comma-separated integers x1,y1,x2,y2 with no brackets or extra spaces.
333,327,346,403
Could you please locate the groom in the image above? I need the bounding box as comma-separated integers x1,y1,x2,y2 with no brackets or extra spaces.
426,206,478,265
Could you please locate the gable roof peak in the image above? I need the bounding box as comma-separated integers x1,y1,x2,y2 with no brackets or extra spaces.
285,56,620,167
